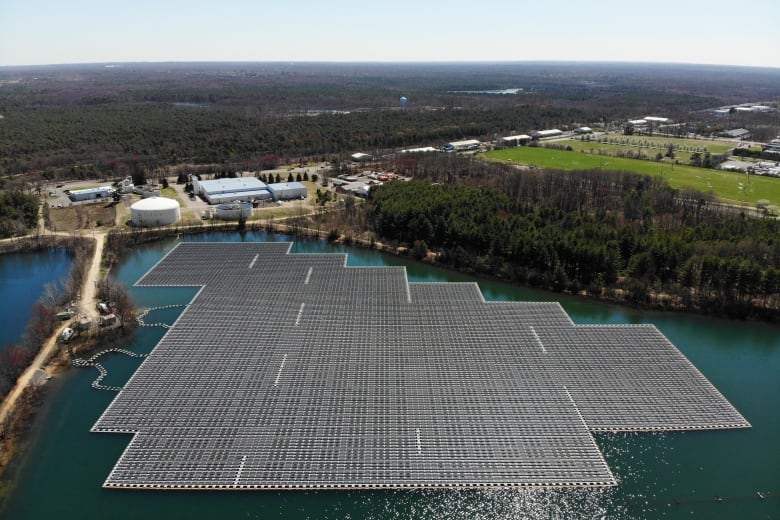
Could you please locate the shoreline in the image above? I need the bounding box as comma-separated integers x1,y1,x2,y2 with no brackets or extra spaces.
0,232,102,484
0,211,776,485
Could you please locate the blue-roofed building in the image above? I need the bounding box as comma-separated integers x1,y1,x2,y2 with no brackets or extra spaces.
267,182,307,201
193,177,272,204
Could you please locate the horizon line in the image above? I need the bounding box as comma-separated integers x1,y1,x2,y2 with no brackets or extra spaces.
1,59,779,71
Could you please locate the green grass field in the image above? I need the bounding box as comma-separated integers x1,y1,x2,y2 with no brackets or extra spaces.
560,136,732,164
485,147,780,208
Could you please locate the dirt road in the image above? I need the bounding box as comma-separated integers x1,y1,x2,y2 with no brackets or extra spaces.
0,232,105,428
78,232,105,321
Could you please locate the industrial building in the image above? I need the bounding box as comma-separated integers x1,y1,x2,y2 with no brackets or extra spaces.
91,242,748,491
764,138,780,155
499,134,532,147
193,177,271,204
719,128,751,140
400,146,437,153
350,152,372,162
735,105,772,113
267,182,307,201
67,186,115,202
443,139,481,152
531,129,563,139
643,116,671,124
130,196,180,227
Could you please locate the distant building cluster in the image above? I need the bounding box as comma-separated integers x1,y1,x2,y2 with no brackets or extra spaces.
713,105,773,115
754,162,780,177
625,116,671,129
763,137,780,156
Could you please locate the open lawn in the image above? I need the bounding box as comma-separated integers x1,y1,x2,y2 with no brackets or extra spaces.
47,202,116,232
485,147,780,207
560,136,733,164
570,134,733,152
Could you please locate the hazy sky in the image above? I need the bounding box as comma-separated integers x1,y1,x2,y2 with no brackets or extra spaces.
1,0,779,67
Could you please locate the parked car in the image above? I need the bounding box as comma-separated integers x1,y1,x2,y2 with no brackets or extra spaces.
61,327,74,342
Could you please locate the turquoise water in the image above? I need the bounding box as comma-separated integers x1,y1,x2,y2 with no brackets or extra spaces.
0,249,71,350
1,231,778,519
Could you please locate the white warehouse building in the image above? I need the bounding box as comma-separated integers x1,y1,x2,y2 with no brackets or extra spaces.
531,129,563,139
193,177,272,204
268,182,307,201
443,139,481,152
131,197,181,227
68,186,115,202
500,134,532,147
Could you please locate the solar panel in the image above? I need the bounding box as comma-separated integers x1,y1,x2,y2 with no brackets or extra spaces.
92,242,749,489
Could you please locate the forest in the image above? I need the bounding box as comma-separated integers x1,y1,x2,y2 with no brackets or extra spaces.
2,62,779,182
2,62,780,318
367,155,780,320
0,191,38,237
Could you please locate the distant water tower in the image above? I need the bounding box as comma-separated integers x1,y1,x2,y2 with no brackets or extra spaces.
400,96,408,111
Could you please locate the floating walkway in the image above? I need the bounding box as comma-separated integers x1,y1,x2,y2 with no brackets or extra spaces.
72,348,148,392
135,304,187,329
91,242,750,491
73,305,183,391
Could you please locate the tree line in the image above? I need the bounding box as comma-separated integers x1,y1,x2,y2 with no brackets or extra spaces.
367,157,780,320
0,191,38,238
4,62,779,181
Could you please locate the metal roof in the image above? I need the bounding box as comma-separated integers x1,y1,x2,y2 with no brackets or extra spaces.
69,186,114,195
447,139,481,147
196,178,267,195
92,242,749,490
207,189,271,202
268,182,306,191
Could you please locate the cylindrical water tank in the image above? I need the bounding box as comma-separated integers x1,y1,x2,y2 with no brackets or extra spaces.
130,196,181,227
215,202,252,220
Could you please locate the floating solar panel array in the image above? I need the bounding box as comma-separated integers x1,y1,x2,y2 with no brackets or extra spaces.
93,242,749,490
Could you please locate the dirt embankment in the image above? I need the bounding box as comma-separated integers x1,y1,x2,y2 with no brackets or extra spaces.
0,232,106,480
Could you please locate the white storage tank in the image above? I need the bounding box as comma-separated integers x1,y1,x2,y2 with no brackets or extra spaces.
215,202,252,220
130,196,181,227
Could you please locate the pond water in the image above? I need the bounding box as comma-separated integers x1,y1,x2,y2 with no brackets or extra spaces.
1,231,777,519
0,248,71,351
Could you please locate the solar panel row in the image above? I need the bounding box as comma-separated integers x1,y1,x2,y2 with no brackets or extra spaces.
93,242,748,490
